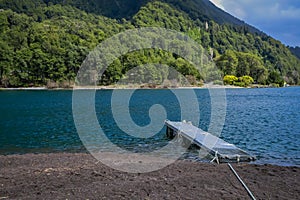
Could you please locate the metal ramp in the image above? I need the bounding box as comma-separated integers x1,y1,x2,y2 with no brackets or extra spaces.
165,120,256,163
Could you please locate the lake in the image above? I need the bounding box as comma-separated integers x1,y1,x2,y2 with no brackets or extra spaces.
0,87,299,166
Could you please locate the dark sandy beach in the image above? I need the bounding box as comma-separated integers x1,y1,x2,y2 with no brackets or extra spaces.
0,153,299,199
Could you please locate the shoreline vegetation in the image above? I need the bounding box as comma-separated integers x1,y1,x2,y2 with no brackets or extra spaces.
0,153,299,199
0,83,292,90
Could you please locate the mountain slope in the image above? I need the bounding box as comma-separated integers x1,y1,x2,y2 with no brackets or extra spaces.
0,0,299,87
0,0,261,32
289,47,300,60
163,0,260,32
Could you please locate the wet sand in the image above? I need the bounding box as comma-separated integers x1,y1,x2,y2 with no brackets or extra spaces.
0,153,299,199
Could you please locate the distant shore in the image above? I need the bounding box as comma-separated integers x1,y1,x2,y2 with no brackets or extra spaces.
0,153,298,199
0,83,294,91
0,84,245,90
0,83,293,90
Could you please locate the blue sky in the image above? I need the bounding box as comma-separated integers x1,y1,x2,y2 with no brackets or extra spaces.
209,0,300,47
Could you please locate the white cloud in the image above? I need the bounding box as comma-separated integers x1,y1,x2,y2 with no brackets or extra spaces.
209,0,225,10
210,0,249,20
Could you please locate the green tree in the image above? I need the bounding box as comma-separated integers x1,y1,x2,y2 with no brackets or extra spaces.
268,71,284,87
216,50,238,75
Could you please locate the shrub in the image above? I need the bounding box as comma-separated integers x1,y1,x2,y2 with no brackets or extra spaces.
239,75,254,86
223,75,238,85
213,80,223,85
233,81,245,87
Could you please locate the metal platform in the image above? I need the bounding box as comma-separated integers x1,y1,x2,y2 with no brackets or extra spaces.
165,120,256,163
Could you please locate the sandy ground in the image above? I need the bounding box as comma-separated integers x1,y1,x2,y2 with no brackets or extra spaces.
0,153,299,200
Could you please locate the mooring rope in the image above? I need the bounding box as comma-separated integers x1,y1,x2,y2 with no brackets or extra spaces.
228,163,256,200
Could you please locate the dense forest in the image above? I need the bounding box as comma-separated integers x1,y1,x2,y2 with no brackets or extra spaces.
0,0,299,87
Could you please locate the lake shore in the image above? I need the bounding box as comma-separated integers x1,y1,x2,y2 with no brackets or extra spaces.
1,83,293,90
0,153,298,199
0,84,244,90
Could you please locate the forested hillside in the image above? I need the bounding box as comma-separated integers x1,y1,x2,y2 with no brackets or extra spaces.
0,0,256,26
0,0,299,87
290,47,300,60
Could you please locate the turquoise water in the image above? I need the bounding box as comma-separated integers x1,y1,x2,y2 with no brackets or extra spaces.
0,87,299,166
